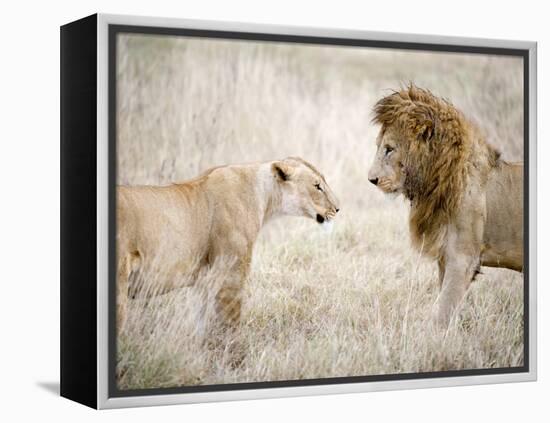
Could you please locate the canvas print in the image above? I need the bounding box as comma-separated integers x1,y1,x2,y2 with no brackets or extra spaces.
114,32,524,391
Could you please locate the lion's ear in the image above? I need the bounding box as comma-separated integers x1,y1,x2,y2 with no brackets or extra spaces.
419,121,435,141
413,105,436,142
272,161,292,181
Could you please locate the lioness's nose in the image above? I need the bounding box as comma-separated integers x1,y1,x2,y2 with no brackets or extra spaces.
369,177,379,186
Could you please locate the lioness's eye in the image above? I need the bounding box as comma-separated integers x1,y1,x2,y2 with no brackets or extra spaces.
384,146,394,156
314,183,323,192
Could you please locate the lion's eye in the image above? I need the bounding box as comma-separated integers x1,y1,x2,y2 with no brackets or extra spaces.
314,183,323,192
384,146,394,156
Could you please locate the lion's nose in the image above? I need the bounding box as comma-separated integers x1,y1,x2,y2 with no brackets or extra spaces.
369,177,379,186
335,208,340,213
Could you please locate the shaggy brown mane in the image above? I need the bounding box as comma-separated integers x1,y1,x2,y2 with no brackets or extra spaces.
373,85,500,256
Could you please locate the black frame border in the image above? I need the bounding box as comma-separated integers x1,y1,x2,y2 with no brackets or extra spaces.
60,14,98,409
107,23,530,399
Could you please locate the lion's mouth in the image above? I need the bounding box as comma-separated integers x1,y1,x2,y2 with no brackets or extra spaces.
378,182,399,194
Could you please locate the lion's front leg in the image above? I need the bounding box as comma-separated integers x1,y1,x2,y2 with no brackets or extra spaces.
433,254,478,327
433,199,485,327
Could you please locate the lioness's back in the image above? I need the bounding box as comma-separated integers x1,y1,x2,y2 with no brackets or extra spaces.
117,183,212,264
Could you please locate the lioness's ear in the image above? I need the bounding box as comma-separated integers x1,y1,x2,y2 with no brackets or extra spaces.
272,161,292,181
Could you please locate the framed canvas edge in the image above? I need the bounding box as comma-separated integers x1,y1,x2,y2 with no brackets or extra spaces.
95,13,537,409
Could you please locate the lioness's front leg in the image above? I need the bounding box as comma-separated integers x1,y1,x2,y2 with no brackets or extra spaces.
208,236,252,334
204,243,251,367
214,255,251,333
437,257,446,290
116,254,131,335
215,271,246,331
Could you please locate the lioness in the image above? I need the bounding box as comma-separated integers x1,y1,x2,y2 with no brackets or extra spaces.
368,85,523,326
117,157,339,334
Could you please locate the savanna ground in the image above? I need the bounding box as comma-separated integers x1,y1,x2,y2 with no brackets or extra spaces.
116,34,524,390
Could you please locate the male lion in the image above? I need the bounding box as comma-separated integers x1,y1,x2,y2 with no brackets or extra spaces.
368,85,523,326
117,157,339,334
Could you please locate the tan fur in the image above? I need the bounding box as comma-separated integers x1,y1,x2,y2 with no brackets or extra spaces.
116,157,339,334
368,85,523,325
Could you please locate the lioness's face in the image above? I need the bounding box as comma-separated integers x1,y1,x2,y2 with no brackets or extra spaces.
273,158,340,224
368,128,405,194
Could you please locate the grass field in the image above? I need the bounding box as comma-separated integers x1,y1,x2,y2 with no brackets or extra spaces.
115,34,524,390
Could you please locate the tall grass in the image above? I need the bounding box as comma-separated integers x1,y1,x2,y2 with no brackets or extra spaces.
116,34,524,390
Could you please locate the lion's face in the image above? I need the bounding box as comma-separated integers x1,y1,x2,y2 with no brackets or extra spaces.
272,158,340,225
368,127,406,194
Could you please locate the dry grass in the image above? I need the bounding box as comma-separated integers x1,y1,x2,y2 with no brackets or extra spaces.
116,33,524,390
